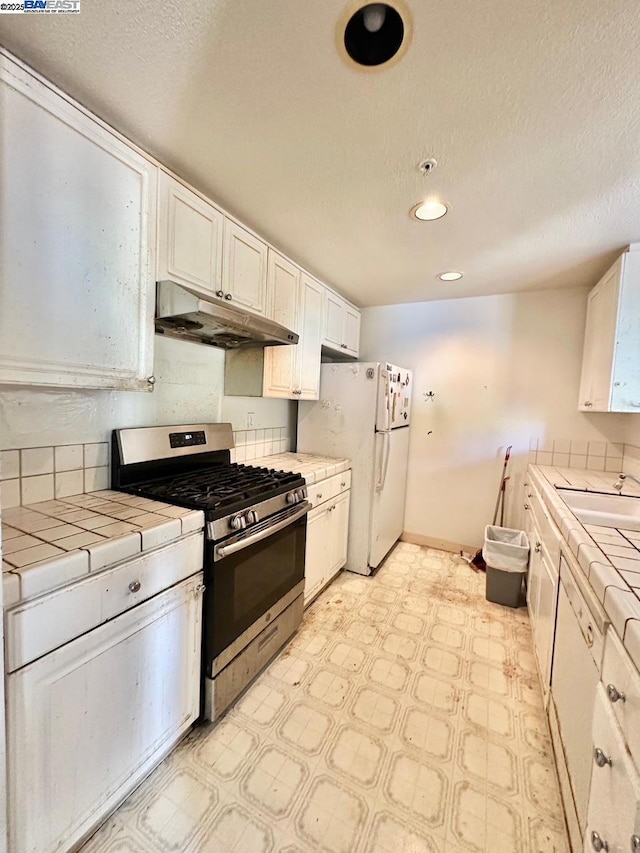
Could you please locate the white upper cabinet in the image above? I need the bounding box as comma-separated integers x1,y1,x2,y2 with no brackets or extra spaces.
322,289,361,357
222,220,268,316
344,304,361,356
263,251,300,396
579,248,640,412
263,255,323,400
157,171,223,298
297,275,324,398
0,55,158,391
324,291,345,350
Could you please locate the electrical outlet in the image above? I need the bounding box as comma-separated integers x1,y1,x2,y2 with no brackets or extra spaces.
247,412,255,429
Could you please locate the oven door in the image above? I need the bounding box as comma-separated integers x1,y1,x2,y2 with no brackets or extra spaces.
204,503,308,670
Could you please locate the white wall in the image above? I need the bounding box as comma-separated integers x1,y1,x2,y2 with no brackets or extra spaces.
0,335,294,451
360,286,639,549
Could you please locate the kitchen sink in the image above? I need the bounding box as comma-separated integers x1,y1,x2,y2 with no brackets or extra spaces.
557,488,640,532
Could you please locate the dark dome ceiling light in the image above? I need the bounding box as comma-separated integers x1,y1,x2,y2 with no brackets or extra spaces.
341,3,409,68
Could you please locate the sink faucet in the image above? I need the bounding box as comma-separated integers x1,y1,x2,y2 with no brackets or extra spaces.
613,473,640,492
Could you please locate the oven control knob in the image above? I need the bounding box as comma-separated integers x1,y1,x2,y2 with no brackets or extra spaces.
296,489,306,502
230,515,246,530
286,491,298,505
246,510,259,524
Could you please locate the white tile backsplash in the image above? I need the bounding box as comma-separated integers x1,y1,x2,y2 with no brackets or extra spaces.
21,447,54,477
0,450,20,481
1,422,290,508
54,444,83,472
55,469,84,499
84,443,109,469
231,426,291,467
568,453,587,469
21,475,54,505
1,479,20,509
528,438,640,475
1,440,111,507
84,467,109,493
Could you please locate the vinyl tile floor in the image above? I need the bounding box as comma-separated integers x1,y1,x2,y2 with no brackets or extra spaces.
81,544,569,853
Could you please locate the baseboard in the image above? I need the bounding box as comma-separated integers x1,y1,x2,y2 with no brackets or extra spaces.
401,531,479,556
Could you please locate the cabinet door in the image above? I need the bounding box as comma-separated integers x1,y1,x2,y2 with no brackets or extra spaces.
263,251,300,398
327,490,350,579
0,56,157,391
584,686,640,853
344,306,361,357
526,520,542,620
304,504,328,607
7,575,203,853
297,275,324,400
323,290,345,351
157,171,223,297
222,219,268,315
578,260,621,411
535,552,558,697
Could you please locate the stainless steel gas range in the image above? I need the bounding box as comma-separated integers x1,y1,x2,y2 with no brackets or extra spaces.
111,423,309,721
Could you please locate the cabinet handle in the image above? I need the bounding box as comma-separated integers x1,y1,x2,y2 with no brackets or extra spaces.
193,583,206,597
535,541,541,553
607,683,626,704
594,747,613,768
225,293,233,301
147,375,156,386
316,493,323,499
585,623,594,648
631,835,640,852
524,503,530,510
584,401,593,407
216,290,224,298
332,504,336,510
128,580,141,594
341,482,346,488
590,831,608,851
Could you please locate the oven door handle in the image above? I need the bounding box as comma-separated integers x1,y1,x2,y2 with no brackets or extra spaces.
216,502,310,559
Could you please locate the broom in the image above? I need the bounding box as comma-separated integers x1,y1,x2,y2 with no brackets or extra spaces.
463,445,512,572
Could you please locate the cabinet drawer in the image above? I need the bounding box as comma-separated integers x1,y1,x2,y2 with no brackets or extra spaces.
602,627,640,765
585,685,640,852
308,470,351,507
6,533,203,673
528,482,561,570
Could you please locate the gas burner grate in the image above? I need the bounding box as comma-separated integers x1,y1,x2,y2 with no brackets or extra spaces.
125,463,302,515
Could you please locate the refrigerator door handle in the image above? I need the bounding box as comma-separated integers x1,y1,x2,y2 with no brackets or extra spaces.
376,430,392,492
380,369,391,432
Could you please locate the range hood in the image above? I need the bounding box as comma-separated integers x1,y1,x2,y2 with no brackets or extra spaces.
155,281,299,349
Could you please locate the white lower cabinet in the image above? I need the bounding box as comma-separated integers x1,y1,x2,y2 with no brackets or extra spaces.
304,488,350,607
584,685,640,853
525,506,559,703
7,573,204,853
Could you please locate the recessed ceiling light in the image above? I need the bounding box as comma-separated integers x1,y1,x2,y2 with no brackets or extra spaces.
411,201,448,221
341,3,409,68
437,271,463,281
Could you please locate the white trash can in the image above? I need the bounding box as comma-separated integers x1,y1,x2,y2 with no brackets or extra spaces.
482,525,529,608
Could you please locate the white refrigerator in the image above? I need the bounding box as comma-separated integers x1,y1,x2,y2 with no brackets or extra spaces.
297,362,412,576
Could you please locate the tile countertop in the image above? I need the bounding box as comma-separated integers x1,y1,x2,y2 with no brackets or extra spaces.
532,464,640,669
246,452,351,485
1,491,203,609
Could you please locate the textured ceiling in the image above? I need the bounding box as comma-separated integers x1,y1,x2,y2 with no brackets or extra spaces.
2,0,640,306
